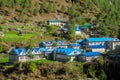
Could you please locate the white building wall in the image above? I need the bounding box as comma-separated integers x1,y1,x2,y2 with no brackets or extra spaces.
92,48,105,53
75,31,81,35
89,42,105,46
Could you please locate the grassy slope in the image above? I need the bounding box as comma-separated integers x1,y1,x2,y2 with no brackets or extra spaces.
3,32,34,42
0,54,8,63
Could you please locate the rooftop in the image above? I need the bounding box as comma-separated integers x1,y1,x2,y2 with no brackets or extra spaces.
48,20,61,22
85,37,115,42
75,24,81,31
90,45,105,48
55,48,82,56
81,23,92,29
83,52,101,57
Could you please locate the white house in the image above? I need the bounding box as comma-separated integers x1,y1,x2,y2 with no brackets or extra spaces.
77,52,101,62
106,41,120,50
9,48,44,62
68,43,81,49
75,25,81,35
53,48,82,62
39,40,68,49
90,45,105,53
9,48,28,62
82,37,117,46
47,20,67,28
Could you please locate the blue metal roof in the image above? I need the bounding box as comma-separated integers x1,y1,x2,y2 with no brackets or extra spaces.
86,37,115,42
39,48,48,52
12,48,27,56
55,48,82,56
90,45,105,48
83,52,101,57
77,39,82,43
31,47,40,52
39,48,54,54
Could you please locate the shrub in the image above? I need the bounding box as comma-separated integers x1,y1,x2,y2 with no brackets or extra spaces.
0,44,3,53
27,62,36,73
14,62,23,70
0,26,2,31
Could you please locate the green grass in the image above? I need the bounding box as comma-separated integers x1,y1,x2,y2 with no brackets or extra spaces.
2,32,34,42
0,54,9,63
32,59,55,64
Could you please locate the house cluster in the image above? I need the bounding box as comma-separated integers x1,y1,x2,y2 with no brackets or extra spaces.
9,37,120,63
47,19,92,36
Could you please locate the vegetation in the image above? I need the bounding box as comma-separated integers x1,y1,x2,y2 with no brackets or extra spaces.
27,62,36,73
3,32,34,42
0,0,120,79
0,54,8,63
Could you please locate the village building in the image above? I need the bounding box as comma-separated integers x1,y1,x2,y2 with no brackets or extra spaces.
52,48,82,62
47,20,67,28
90,45,105,53
75,25,81,35
68,43,81,49
106,41,120,50
77,52,101,62
39,40,68,49
81,37,116,46
9,48,44,62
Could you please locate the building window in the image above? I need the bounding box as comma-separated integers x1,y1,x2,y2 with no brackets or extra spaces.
20,56,23,59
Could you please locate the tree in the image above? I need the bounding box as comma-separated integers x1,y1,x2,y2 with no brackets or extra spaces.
46,25,56,35
68,4,76,16
67,23,75,40
27,62,36,73
61,5,66,12
98,70,107,80
0,26,2,31
47,3,53,13
52,42,57,47
0,38,3,52
34,2,40,15
0,43,3,52
27,50,34,61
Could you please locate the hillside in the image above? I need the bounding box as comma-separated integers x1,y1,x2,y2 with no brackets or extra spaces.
0,59,107,80
0,0,120,33
0,0,120,51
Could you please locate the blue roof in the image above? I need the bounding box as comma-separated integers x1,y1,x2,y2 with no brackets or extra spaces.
39,48,54,54
75,25,81,31
77,39,82,43
86,37,115,42
70,43,81,46
90,45,105,48
31,48,40,52
55,48,82,56
40,48,48,52
83,52,101,57
40,40,67,47
12,48,27,56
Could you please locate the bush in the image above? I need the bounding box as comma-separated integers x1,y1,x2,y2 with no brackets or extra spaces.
14,62,23,70
0,43,3,53
0,26,2,31
27,62,36,73
64,62,83,74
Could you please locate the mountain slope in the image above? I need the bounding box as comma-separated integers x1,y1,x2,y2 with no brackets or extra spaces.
0,0,120,36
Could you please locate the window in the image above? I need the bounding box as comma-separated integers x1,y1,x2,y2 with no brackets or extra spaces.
20,56,23,59
74,51,77,54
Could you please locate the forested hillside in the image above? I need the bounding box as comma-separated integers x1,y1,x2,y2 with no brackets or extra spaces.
0,0,120,36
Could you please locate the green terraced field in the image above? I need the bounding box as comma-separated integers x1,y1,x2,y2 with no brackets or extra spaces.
3,32,34,42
